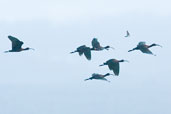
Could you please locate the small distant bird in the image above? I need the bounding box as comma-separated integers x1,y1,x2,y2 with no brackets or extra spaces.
91,38,114,51
99,59,129,76
84,73,113,82
5,35,34,53
128,42,162,55
125,30,130,37
70,45,92,60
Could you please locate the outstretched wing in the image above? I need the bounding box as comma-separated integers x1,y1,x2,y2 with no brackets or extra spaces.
140,46,153,54
92,73,97,77
83,47,91,60
8,35,23,50
77,45,86,56
92,73,99,78
99,78,110,82
108,60,120,76
127,31,130,35
125,31,130,37
138,42,146,46
91,38,101,49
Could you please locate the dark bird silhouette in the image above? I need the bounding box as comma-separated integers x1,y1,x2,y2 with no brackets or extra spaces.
128,42,162,56
91,38,114,51
70,45,92,60
84,73,113,82
99,59,129,76
125,30,130,37
5,35,34,53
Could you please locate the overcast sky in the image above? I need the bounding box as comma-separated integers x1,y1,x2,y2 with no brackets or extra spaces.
0,0,171,114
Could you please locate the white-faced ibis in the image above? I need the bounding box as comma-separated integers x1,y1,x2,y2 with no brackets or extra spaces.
4,35,34,53
125,30,130,37
84,73,113,82
99,59,129,76
91,38,114,51
70,45,92,60
128,42,162,56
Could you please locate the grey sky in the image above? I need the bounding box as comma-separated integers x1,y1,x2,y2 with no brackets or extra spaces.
0,0,171,114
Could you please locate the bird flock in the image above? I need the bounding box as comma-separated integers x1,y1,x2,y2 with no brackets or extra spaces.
5,31,162,82
70,31,162,82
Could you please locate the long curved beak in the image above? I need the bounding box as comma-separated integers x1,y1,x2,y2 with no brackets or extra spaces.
4,51,9,53
124,60,129,62
84,79,89,81
128,50,132,52
70,50,77,54
156,44,162,48
30,48,35,50
110,46,115,50
99,64,105,66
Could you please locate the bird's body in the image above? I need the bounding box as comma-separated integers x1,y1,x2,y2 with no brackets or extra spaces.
128,42,162,55
100,59,128,76
125,30,130,37
70,45,92,60
91,38,114,51
84,73,113,82
5,35,34,53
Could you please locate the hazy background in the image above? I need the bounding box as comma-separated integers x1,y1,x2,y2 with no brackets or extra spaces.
0,0,171,114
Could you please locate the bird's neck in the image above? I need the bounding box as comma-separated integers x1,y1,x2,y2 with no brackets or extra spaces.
104,74,109,76
148,44,155,48
104,46,109,49
21,48,29,51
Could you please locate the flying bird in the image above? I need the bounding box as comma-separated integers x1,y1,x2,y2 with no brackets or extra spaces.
125,30,130,37
128,42,162,55
70,45,92,60
84,73,113,82
91,38,114,51
99,59,129,76
4,35,34,53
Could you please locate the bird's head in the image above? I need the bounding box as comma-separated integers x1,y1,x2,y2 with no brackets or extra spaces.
105,46,110,48
105,73,114,76
151,43,162,48
23,47,35,51
119,60,129,62
93,38,98,40
99,62,107,66
104,46,115,50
